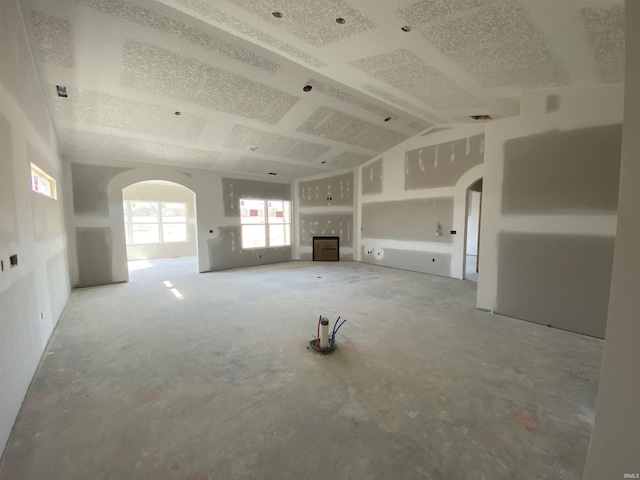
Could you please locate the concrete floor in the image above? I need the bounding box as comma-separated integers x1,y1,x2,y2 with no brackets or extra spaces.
0,258,604,480
465,255,478,282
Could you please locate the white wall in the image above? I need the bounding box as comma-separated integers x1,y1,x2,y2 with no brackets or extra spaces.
583,1,640,476
294,169,357,261
122,181,197,261
357,124,485,278
64,158,293,286
0,0,70,455
477,85,623,338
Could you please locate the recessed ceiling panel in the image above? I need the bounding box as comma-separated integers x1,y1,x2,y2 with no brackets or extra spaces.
225,0,375,47
296,106,408,152
31,10,74,67
352,50,485,109
60,130,221,167
581,4,625,84
224,125,331,162
48,86,208,141
173,0,327,67
400,0,568,88
328,151,372,168
121,39,299,125
73,0,279,73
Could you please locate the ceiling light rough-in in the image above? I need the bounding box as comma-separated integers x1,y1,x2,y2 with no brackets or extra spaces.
30,10,75,68
122,40,299,125
306,80,393,118
227,156,326,178
48,86,208,141
297,106,408,152
226,0,375,46
328,151,373,168
581,4,625,84
61,130,221,167
172,0,327,67
224,125,331,162
73,0,279,73
400,0,568,88
352,50,485,110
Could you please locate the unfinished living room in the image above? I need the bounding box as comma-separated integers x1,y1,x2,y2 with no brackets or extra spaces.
1,0,638,479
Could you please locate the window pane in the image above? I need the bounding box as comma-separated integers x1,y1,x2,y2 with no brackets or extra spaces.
269,224,291,247
242,225,266,248
131,202,159,223
132,224,159,244
268,200,284,224
163,223,187,243
162,202,186,223
240,199,265,224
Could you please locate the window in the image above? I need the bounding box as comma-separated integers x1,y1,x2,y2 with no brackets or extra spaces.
240,199,290,249
123,200,187,245
30,163,57,199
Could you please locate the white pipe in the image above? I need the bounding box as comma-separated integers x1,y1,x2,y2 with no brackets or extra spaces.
320,317,329,349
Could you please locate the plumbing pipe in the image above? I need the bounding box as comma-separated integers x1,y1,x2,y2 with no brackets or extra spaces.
319,317,330,349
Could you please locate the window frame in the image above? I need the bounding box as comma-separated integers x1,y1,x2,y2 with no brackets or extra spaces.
240,198,291,250
123,200,188,246
30,163,57,199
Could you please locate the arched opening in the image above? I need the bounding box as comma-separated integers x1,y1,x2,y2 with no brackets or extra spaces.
122,180,198,277
464,178,483,281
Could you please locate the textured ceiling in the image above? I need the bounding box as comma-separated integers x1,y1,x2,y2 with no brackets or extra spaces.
22,0,624,180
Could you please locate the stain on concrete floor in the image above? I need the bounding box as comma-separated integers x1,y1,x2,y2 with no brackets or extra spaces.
0,258,604,479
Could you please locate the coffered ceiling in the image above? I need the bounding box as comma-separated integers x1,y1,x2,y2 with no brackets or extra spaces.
21,0,624,179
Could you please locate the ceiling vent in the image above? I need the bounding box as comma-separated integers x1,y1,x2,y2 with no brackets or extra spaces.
56,85,68,98
470,115,493,120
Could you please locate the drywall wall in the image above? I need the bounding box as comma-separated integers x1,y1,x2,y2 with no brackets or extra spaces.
477,85,624,338
298,172,353,207
122,181,197,260
66,161,293,286
361,157,382,195
361,198,453,243
294,170,355,261
0,0,70,457
358,125,485,277
497,233,614,338
405,135,484,190
502,125,621,214
584,2,640,475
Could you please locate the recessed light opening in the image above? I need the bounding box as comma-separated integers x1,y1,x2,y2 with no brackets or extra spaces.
56,85,67,98
272,11,283,18
336,17,346,24
303,85,313,92
384,117,391,122
401,25,412,32
174,111,182,116
268,172,277,175
470,115,493,120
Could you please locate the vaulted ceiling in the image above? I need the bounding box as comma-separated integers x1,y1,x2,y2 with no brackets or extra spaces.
22,0,624,179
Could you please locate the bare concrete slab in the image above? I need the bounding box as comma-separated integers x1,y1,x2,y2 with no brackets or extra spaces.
0,259,603,480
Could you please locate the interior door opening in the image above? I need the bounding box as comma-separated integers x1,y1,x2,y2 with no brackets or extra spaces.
464,178,483,282
122,180,198,275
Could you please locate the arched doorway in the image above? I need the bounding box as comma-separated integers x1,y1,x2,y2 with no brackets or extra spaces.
464,178,483,281
122,180,197,276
